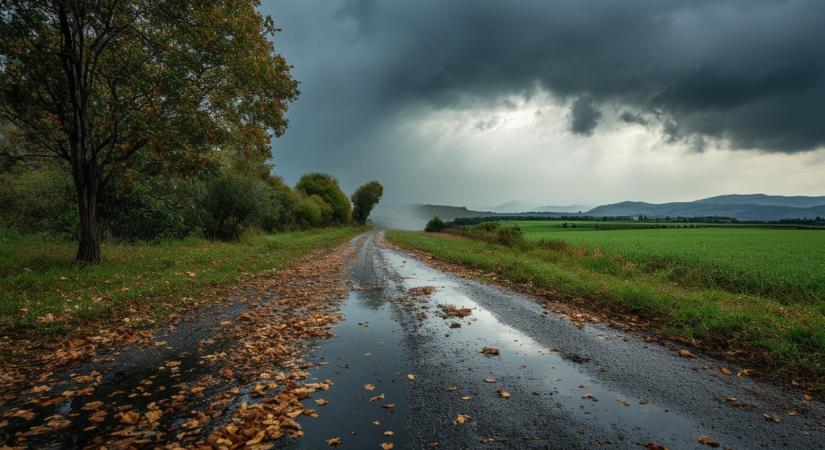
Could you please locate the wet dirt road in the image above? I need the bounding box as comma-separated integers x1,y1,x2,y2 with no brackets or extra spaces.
288,232,824,449
2,231,823,449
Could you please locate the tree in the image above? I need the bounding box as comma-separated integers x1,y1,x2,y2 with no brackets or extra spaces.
295,173,352,225
351,181,383,225
425,216,445,232
0,0,299,262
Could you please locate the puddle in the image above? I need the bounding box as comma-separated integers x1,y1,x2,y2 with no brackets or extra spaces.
282,289,410,449
383,250,708,447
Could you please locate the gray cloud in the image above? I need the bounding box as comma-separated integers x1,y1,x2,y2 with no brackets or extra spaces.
301,0,825,153
569,96,602,136
620,111,648,126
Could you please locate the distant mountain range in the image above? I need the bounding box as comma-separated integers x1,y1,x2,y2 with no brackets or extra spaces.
588,194,825,221
483,201,591,214
370,194,825,229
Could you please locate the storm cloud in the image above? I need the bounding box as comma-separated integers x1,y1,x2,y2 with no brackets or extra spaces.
262,0,825,205
569,96,602,136
277,0,825,152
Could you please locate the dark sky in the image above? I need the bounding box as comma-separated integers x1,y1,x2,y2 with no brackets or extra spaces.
261,0,825,207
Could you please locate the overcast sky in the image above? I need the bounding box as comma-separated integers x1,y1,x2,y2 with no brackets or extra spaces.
261,0,825,207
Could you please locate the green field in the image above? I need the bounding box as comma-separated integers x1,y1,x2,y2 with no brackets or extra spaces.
386,224,825,384
0,227,365,341
509,220,825,303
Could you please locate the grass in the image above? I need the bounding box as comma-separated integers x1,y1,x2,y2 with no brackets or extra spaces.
0,227,365,340
386,228,825,384
510,220,825,303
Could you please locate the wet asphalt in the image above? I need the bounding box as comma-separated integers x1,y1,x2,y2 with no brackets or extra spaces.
287,232,825,449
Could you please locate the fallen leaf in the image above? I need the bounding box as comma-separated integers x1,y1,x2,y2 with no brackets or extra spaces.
737,368,751,377
617,397,630,407
406,374,416,381
480,347,500,356
460,396,473,401
454,414,470,425
497,389,510,398
678,349,694,358
315,399,328,406
763,413,780,423
325,437,342,447
82,401,103,411
383,431,394,436
446,386,459,392
718,367,732,375
382,403,396,409
145,410,162,423
118,411,141,425
380,443,394,450
483,377,496,383
364,384,375,391
697,435,720,447
644,443,669,450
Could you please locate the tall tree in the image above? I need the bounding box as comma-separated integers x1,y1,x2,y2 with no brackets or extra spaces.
0,0,299,262
351,181,383,225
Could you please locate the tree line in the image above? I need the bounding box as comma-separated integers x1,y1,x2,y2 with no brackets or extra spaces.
0,1,382,262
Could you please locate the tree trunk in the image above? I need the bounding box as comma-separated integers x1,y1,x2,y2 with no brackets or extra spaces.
75,176,102,264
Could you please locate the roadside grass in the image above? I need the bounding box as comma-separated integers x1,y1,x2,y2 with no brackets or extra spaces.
0,227,365,342
386,230,825,384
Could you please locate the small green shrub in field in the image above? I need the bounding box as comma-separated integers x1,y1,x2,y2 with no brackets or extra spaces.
425,216,446,232
448,221,524,246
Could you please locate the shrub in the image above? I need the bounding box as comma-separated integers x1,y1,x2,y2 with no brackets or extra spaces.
295,173,352,225
425,216,446,232
0,163,78,237
202,174,268,240
102,175,205,241
448,221,524,246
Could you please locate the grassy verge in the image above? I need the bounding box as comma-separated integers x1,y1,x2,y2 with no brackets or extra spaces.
386,230,825,386
0,227,366,340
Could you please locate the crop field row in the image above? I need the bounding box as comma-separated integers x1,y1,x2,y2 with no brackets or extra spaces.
508,221,825,304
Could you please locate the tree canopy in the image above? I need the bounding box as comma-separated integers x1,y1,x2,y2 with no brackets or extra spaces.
351,181,383,225
0,0,299,262
295,173,352,225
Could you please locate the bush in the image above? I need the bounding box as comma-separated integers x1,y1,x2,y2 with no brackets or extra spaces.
202,174,268,240
425,216,446,232
295,173,352,225
0,163,78,237
448,221,524,246
102,175,205,241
